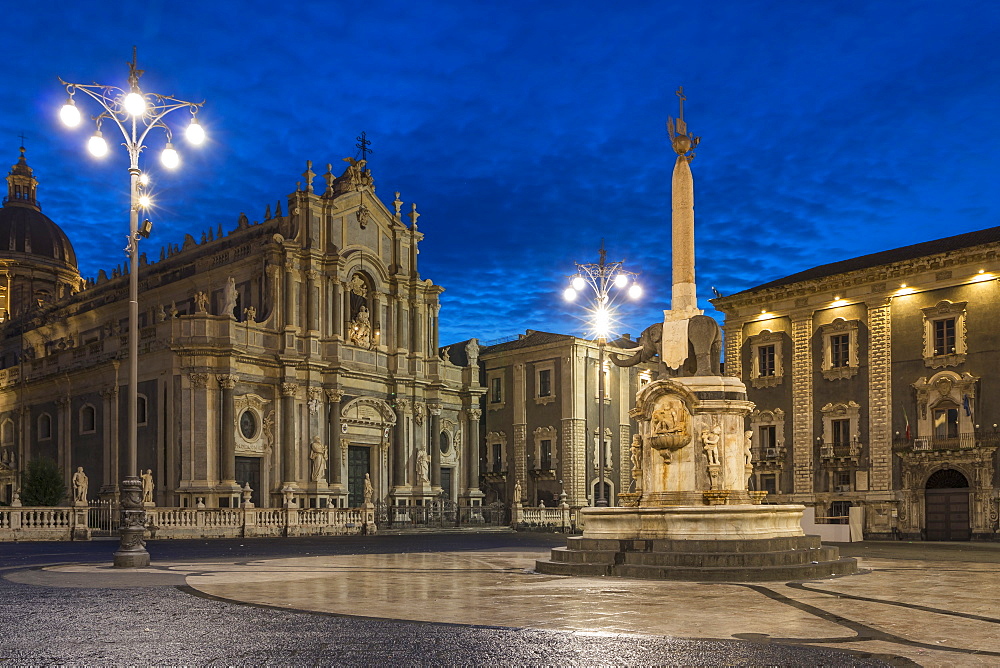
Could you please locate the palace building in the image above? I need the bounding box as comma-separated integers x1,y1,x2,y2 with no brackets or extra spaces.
478,330,651,508
0,148,484,510
712,227,1000,540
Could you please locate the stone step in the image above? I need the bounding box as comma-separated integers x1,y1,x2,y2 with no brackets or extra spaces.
566,534,824,554
548,546,618,564
621,546,840,568
535,556,859,582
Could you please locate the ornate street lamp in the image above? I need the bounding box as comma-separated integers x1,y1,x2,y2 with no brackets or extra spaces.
59,47,206,567
563,243,641,507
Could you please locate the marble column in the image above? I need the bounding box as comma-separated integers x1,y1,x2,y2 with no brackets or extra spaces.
281,382,298,485
326,389,344,485
393,398,409,487
467,409,482,492
217,374,238,483
284,265,297,329
306,270,319,332
429,404,442,488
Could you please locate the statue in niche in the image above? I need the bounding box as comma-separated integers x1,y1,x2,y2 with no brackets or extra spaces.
415,447,430,483
141,469,155,503
744,430,754,467
194,291,209,314
72,466,88,504
513,479,522,504
348,305,372,348
647,397,690,459
363,473,374,504
347,274,368,297
701,426,721,466
309,436,328,482
222,277,238,318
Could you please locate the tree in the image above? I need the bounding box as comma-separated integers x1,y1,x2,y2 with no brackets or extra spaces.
20,457,67,506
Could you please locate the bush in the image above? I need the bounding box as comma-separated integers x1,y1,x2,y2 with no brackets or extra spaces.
20,457,67,506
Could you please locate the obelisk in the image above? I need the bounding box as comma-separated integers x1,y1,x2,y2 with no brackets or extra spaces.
665,86,702,320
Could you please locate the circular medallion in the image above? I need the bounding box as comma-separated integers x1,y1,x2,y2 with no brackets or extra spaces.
239,410,258,440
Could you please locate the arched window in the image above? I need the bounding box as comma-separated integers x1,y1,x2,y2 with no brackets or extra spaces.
37,413,52,440
79,405,96,434
1,419,14,446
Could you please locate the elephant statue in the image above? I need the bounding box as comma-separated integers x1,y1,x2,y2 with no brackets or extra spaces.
609,315,721,377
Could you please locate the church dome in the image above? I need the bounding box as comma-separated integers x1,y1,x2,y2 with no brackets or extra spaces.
0,148,78,268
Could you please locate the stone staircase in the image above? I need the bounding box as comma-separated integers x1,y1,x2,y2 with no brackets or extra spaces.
535,535,859,582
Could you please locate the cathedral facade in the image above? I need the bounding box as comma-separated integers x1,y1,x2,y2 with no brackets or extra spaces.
0,150,484,510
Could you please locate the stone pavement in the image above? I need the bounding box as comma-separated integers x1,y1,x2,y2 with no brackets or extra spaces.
2,534,998,665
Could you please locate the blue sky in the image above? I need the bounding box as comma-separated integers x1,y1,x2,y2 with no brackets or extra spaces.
3,1,998,345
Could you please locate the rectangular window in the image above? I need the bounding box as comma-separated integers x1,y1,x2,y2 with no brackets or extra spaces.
758,425,776,450
933,407,959,440
757,345,776,377
761,474,777,495
492,443,503,472
831,419,851,447
490,377,502,403
538,369,552,397
540,439,552,470
933,318,956,355
830,334,850,368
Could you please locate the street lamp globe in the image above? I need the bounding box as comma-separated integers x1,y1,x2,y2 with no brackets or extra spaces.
59,99,81,127
628,282,643,300
123,91,146,116
563,287,577,301
185,118,206,145
87,132,108,157
161,142,180,169
614,273,629,288
571,275,586,291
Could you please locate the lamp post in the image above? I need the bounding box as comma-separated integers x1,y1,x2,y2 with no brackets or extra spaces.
59,47,206,567
563,243,641,507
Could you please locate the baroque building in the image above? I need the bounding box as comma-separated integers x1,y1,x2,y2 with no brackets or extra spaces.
0,149,484,510
478,329,650,508
713,226,1000,540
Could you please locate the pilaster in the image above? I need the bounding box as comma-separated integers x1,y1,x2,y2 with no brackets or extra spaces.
790,315,814,494
867,299,892,491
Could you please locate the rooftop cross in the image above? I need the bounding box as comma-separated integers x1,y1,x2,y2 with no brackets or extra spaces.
355,131,372,162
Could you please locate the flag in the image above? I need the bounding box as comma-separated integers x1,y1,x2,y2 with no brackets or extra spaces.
902,405,911,440
963,394,972,418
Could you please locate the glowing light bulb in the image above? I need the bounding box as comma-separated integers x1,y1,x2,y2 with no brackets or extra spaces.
571,276,586,291
628,283,642,299
87,132,108,157
185,118,205,145
138,194,152,208
593,306,611,338
614,273,628,288
563,287,577,301
123,91,146,116
59,99,81,127
139,173,150,186
161,143,179,169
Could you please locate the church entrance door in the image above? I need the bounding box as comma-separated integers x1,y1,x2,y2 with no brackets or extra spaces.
235,457,260,506
348,445,371,508
925,469,970,541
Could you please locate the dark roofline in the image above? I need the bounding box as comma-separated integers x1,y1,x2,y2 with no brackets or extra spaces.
726,225,1000,297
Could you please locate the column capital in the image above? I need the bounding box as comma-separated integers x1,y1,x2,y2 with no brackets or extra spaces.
281,382,299,398
100,387,119,399
216,374,238,390
189,373,210,389
325,388,345,403
467,408,482,420
428,403,442,417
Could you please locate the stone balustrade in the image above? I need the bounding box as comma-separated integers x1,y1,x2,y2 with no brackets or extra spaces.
1,504,376,542
511,503,572,531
